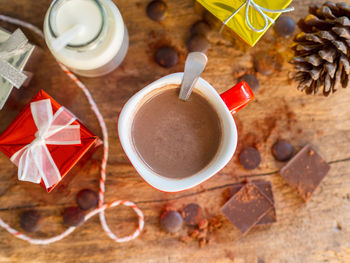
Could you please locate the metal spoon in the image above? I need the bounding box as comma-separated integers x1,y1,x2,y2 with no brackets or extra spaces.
179,52,208,101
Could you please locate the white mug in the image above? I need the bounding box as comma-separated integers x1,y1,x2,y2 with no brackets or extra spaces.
118,73,253,192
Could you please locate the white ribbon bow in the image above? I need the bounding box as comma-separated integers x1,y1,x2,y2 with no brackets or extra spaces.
10,99,81,189
219,0,294,34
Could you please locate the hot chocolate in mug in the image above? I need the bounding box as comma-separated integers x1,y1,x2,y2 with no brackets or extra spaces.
118,73,254,192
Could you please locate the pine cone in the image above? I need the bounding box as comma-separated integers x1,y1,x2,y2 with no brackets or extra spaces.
291,1,350,96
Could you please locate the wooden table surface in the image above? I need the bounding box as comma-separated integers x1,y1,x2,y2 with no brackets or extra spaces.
1,0,350,262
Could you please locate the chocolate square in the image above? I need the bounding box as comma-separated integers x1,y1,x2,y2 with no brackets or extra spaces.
221,183,274,234
280,144,330,201
230,180,276,225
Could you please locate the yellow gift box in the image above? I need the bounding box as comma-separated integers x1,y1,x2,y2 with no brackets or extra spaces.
196,0,294,47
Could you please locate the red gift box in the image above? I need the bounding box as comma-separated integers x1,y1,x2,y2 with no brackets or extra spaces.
0,90,99,192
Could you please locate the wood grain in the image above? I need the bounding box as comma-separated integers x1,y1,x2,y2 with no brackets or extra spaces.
0,0,350,262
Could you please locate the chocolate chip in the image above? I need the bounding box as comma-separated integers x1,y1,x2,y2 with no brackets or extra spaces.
160,210,183,233
272,139,294,161
274,15,295,38
239,146,261,170
155,46,178,68
254,51,283,76
20,210,42,233
190,21,211,37
182,203,204,226
237,74,260,92
63,207,85,227
76,189,98,210
146,0,167,21
186,35,210,53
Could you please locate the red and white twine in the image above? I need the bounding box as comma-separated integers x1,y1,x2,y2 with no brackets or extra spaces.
0,14,144,244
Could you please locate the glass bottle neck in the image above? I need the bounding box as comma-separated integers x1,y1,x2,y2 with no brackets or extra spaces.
48,0,108,51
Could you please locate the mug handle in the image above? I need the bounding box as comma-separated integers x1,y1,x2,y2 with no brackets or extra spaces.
220,81,254,114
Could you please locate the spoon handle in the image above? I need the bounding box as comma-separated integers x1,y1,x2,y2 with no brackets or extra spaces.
179,52,208,101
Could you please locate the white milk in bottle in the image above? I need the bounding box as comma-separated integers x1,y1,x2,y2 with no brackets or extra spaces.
44,0,128,77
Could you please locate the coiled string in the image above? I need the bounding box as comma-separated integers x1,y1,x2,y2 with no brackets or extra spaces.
0,14,144,245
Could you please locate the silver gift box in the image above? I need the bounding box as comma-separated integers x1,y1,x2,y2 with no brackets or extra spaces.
0,28,38,110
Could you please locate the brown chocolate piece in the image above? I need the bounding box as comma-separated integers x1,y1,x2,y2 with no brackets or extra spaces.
190,21,211,37
63,207,85,227
160,210,183,233
146,0,167,21
198,218,208,230
280,144,330,201
182,203,204,226
199,238,206,248
272,139,294,162
274,15,295,38
20,210,42,233
186,35,210,53
76,189,98,210
155,46,178,68
208,217,222,232
253,51,283,76
221,184,273,234
239,146,261,170
230,180,276,225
